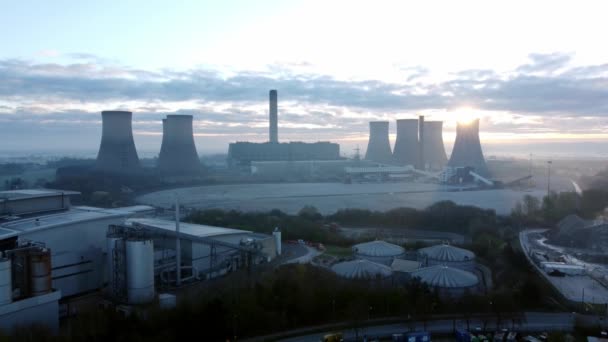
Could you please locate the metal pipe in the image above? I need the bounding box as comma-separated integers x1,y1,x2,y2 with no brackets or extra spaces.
175,195,181,287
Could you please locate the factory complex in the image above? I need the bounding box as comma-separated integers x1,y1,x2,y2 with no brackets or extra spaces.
0,188,281,332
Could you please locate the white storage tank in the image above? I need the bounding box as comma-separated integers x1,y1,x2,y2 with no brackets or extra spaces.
411,265,478,298
331,259,393,279
0,256,12,305
273,227,282,256
418,243,476,271
29,248,52,297
125,238,155,304
352,240,405,266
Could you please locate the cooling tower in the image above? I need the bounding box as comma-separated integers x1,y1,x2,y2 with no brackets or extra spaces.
448,118,489,176
365,121,393,164
158,115,201,175
422,121,448,170
392,119,419,166
269,90,278,143
95,110,141,173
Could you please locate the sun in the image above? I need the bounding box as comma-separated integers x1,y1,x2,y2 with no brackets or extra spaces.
452,107,480,125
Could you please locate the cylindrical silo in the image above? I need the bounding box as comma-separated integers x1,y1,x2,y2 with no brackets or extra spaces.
365,121,393,164
95,110,141,173
273,227,282,256
353,240,405,266
125,238,155,304
29,248,52,297
422,121,448,170
158,115,201,176
0,256,12,305
269,90,278,143
392,119,419,166
448,118,489,176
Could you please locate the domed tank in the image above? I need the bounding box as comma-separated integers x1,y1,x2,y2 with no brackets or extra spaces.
411,265,478,297
353,240,405,266
331,259,393,279
417,243,476,271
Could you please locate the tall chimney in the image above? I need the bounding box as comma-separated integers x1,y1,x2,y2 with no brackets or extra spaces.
158,115,201,176
95,110,140,173
365,121,393,164
417,116,425,169
269,90,278,143
448,118,489,176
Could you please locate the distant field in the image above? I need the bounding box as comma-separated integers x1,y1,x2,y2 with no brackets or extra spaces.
137,182,547,215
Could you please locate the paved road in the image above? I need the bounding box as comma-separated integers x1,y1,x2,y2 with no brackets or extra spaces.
278,312,575,342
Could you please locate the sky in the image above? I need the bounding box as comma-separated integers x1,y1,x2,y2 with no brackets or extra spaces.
2,0,608,158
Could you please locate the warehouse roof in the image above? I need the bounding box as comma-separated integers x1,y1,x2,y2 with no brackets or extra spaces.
411,265,478,288
418,244,475,262
331,259,393,279
353,240,405,257
126,218,251,238
0,189,80,200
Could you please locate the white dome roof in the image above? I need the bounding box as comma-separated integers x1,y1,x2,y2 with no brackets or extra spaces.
411,265,478,288
418,244,475,262
331,259,393,279
353,240,405,257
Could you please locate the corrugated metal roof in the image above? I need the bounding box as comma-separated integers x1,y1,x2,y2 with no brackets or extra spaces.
411,265,478,288
331,259,393,279
126,218,252,238
353,240,404,257
418,244,475,262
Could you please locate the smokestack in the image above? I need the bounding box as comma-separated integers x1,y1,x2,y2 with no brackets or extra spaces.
448,118,489,176
418,116,425,169
422,121,448,170
158,115,201,176
269,90,278,143
392,119,419,166
95,110,140,173
365,121,393,164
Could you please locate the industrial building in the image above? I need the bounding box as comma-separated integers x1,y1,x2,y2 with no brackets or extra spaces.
352,240,405,266
95,110,141,174
418,244,476,271
0,188,279,332
158,114,201,177
228,90,341,167
447,118,489,176
331,259,393,280
410,265,479,297
365,121,393,164
250,159,377,180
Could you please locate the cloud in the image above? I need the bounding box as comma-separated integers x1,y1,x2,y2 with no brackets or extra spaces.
2,52,608,153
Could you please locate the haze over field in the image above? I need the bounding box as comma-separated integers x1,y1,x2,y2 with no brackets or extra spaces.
2,0,608,158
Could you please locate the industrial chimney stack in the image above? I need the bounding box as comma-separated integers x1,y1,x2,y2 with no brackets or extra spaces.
448,118,489,176
95,110,140,173
158,115,201,176
392,119,419,166
269,90,278,143
422,121,448,170
365,121,393,164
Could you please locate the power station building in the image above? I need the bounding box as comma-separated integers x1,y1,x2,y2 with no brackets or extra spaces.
448,118,489,176
228,90,340,167
95,110,141,174
158,114,201,176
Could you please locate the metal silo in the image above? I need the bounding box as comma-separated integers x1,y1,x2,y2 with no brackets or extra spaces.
29,248,52,297
125,238,155,304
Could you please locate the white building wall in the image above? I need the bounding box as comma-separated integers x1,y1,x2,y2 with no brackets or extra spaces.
0,290,61,333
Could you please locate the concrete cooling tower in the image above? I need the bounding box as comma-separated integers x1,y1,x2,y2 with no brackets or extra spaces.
269,89,278,143
365,121,393,164
448,118,489,176
392,119,419,166
95,110,140,173
158,115,201,176
422,121,448,170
